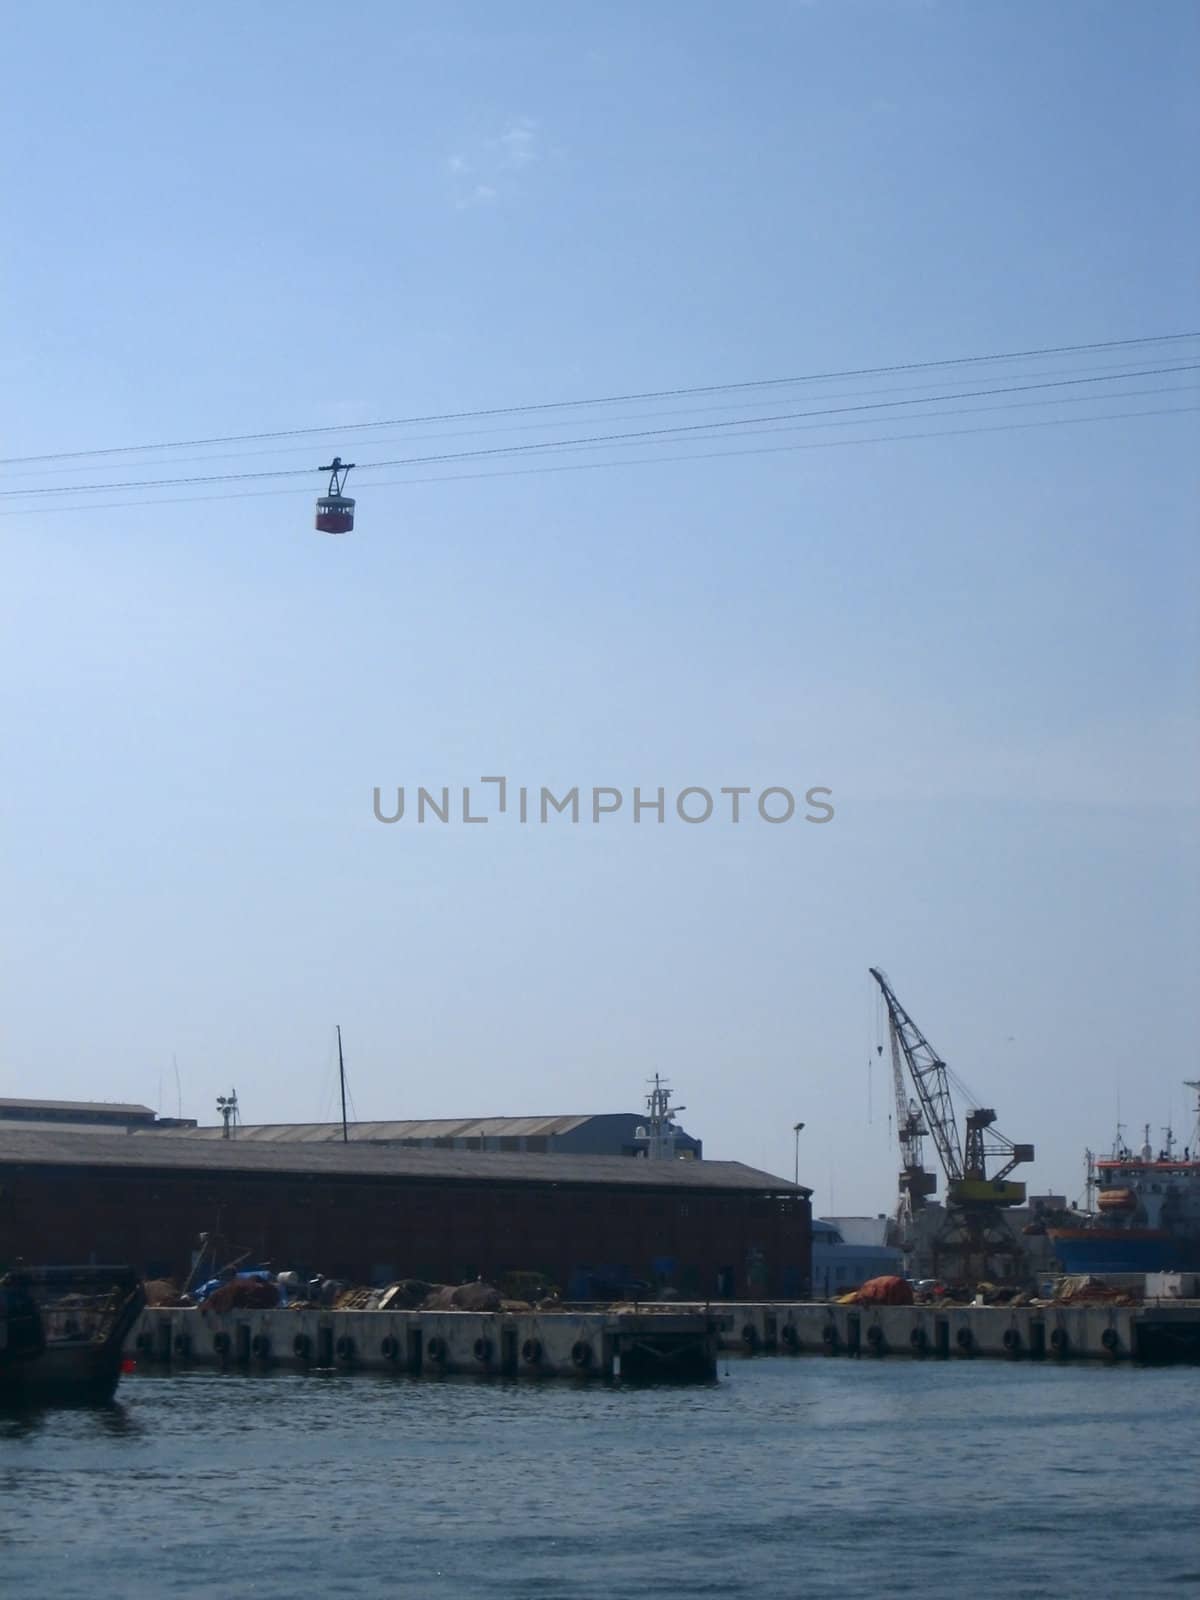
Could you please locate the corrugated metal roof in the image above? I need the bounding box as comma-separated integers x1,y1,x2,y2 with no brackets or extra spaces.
0,1098,155,1117
0,1127,805,1193
143,1115,595,1143
0,1120,145,1136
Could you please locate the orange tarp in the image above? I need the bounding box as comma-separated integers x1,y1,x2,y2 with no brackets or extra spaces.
853,1275,914,1306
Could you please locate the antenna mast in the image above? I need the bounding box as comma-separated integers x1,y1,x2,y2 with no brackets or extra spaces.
216,1089,239,1140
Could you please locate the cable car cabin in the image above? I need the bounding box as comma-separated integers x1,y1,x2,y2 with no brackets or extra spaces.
315,494,355,535
315,458,356,534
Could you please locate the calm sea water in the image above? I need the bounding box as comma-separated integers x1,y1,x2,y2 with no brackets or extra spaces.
1,1359,1197,1598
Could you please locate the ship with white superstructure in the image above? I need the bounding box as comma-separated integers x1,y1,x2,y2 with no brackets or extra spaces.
1049,1080,1200,1274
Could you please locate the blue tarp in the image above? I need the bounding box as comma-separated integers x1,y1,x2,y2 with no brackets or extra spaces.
193,1268,273,1302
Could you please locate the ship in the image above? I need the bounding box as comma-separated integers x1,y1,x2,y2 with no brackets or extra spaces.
1049,1081,1200,1275
0,1265,145,1403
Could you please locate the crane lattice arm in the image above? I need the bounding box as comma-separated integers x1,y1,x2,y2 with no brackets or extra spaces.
870,968,963,1183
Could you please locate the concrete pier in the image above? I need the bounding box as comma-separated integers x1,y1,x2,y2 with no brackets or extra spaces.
705,1299,1200,1363
128,1305,717,1382
129,1299,1200,1377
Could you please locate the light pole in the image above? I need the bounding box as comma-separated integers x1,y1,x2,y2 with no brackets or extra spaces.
793,1122,805,1186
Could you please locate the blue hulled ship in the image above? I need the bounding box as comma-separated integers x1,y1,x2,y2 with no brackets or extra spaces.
1050,1081,1200,1275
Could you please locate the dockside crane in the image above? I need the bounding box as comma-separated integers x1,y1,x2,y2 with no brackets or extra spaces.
880,1013,937,1234
869,968,1036,1284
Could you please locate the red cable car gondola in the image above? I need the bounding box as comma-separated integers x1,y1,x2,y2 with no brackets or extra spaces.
315,456,355,534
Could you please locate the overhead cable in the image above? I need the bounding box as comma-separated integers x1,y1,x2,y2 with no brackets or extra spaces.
2,403,1192,518
3,364,1195,499
1,330,1195,469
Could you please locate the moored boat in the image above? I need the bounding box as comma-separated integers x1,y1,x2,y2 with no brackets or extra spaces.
0,1266,145,1404
1050,1082,1200,1276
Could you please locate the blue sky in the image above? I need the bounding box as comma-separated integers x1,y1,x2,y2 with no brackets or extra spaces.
1,1,1197,1210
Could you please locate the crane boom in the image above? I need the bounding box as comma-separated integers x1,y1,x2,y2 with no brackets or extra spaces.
870,967,963,1182
883,1021,937,1210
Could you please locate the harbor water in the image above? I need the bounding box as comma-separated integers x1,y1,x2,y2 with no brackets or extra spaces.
2,1361,1197,1598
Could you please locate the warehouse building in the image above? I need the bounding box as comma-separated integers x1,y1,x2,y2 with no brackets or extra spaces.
0,1128,809,1299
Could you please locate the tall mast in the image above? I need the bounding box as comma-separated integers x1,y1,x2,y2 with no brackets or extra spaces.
337,1025,348,1144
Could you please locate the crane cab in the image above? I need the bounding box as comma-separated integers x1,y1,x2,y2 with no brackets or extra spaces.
315,456,355,535
949,1177,1027,1208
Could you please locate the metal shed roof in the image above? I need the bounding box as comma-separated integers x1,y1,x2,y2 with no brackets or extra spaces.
143,1115,596,1143
0,1127,806,1193
0,1098,156,1117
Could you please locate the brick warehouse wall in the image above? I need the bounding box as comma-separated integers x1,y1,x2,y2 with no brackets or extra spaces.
0,1161,811,1298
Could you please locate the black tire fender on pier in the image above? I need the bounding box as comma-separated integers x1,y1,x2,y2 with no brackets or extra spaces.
1100,1327,1119,1354
955,1326,974,1352
821,1323,837,1347
1002,1328,1021,1353
1050,1327,1069,1356
521,1338,542,1365
334,1336,355,1362
909,1326,928,1353
780,1324,799,1349
173,1333,191,1359
741,1323,759,1350
251,1334,271,1360
381,1336,400,1361
213,1331,231,1356
866,1325,885,1351
292,1333,312,1360
473,1337,493,1364
426,1337,447,1364
570,1340,593,1369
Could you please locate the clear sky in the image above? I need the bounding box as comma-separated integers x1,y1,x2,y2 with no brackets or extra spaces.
1,1,1196,1213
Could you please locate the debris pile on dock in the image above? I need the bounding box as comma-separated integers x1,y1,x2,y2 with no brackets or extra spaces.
200,1277,280,1312
1054,1276,1139,1305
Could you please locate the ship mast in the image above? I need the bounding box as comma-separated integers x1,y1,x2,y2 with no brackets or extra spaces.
337,1025,348,1144
1185,1080,1200,1157
635,1075,685,1160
